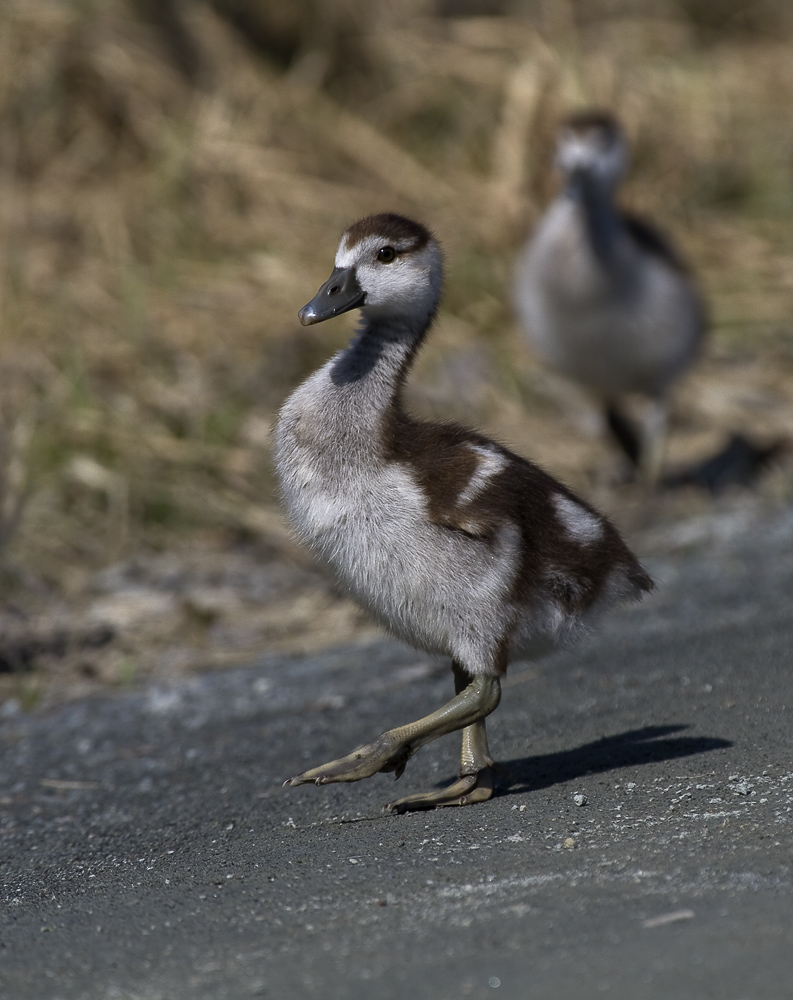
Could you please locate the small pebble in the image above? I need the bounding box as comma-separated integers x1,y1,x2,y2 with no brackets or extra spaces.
642,908,695,929
573,793,587,807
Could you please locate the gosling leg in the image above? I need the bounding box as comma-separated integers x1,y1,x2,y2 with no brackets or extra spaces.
284,668,500,794
386,661,499,813
386,718,497,812
638,397,668,488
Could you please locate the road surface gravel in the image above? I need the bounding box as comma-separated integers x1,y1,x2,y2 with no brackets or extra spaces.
2,504,793,999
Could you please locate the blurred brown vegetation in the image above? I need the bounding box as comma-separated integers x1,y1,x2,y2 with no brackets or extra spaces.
3,0,793,697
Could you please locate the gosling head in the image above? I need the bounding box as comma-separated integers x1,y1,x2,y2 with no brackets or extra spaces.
555,111,628,195
298,213,443,328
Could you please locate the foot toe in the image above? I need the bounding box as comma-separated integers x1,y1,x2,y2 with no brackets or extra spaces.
284,733,415,787
385,767,495,814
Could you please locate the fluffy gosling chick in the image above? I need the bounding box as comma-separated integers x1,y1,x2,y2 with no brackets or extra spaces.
276,212,652,812
514,111,706,484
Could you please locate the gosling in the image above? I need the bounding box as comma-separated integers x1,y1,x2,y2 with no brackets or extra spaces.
514,111,705,484
276,212,652,812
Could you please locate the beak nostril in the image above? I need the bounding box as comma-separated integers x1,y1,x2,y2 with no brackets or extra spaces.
302,266,363,324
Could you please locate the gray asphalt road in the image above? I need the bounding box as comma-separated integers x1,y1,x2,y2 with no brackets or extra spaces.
2,505,793,1000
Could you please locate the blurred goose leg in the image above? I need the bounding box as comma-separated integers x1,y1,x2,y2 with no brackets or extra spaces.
639,397,668,487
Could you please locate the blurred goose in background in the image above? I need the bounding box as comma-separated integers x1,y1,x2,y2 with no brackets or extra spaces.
514,111,706,486
276,212,652,813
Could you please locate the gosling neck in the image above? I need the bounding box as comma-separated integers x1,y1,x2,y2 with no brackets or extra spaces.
566,170,623,269
329,308,433,403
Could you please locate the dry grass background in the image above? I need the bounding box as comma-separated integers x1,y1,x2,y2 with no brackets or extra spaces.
3,0,793,704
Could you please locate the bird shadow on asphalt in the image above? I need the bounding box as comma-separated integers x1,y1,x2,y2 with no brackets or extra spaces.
492,725,732,798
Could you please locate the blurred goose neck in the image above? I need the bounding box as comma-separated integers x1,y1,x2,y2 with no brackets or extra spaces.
568,172,622,267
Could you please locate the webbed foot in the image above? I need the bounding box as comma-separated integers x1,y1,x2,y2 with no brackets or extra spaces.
284,730,417,786
385,767,495,814
284,674,501,791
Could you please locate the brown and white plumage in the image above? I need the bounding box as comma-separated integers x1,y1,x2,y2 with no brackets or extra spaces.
275,212,652,812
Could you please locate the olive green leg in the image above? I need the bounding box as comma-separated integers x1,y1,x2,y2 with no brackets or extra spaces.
386,661,499,813
639,397,668,488
284,662,501,811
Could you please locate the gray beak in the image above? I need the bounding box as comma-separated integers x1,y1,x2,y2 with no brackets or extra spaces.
298,266,365,326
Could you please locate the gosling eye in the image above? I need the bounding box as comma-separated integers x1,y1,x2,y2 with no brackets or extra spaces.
377,246,397,263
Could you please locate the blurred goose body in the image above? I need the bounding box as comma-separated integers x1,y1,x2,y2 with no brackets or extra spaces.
275,212,652,812
514,111,705,482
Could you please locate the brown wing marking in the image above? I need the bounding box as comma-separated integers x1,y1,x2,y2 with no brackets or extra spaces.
382,414,504,538
382,410,653,611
